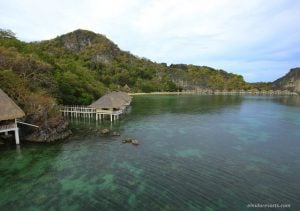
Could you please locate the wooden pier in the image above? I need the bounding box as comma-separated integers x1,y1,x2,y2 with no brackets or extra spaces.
61,91,132,122
61,105,125,122
62,106,96,118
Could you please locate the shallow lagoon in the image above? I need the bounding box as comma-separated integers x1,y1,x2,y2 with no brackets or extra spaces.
1,95,300,210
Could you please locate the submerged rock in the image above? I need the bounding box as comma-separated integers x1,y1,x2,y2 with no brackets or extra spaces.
100,128,110,135
122,138,139,145
131,139,139,145
122,138,132,143
111,131,120,136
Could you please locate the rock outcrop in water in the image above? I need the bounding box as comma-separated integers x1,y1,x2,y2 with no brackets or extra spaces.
111,131,120,136
122,138,139,145
100,128,110,135
273,68,300,94
21,105,72,143
24,117,72,143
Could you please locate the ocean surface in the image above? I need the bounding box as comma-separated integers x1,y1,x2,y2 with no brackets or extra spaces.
0,95,299,211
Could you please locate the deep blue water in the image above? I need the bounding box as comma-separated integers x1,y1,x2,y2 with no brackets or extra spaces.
0,95,299,211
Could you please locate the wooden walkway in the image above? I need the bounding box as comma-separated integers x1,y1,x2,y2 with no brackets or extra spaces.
61,106,125,122
61,106,96,118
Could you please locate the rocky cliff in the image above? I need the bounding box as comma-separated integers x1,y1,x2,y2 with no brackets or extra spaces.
273,68,300,93
23,117,72,143
19,104,72,143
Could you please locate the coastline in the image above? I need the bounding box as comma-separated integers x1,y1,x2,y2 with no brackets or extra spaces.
128,90,298,96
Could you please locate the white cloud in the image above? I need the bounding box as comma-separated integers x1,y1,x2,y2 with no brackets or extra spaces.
0,0,300,82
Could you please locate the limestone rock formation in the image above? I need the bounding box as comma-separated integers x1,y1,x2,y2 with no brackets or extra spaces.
273,68,300,93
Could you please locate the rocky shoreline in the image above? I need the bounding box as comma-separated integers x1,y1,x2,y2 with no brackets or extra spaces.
129,90,298,96
22,117,72,143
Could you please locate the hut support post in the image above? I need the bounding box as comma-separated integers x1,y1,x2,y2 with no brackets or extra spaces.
14,128,20,145
15,119,20,145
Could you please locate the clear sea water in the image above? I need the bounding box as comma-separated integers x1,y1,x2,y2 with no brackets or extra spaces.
0,95,300,211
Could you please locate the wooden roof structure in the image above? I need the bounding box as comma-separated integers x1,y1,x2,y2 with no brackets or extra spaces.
89,92,129,109
0,89,25,121
110,91,132,103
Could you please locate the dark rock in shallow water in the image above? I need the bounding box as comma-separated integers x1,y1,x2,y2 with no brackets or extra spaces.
122,138,132,143
100,128,110,135
112,131,120,136
131,139,139,145
122,138,139,145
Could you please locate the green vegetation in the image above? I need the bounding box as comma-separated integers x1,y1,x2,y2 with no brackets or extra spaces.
167,64,251,91
249,82,273,91
1,28,272,108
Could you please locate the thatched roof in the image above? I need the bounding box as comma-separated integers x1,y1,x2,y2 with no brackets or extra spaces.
89,93,125,109
0,89,25,121
89,91,132,109
110,91,132,102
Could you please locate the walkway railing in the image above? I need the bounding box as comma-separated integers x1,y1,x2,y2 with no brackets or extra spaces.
0,123,17,131
61,106,127,122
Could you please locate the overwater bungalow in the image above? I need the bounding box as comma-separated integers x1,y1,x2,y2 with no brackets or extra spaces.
88,91,131,121
0,89,25,145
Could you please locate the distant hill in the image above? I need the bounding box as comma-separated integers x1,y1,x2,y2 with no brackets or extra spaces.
273,68,300,93
31,29,252,102
0,28,298,108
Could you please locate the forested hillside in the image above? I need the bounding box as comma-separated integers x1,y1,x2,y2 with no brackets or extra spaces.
1,29,256,106
1,27,297,112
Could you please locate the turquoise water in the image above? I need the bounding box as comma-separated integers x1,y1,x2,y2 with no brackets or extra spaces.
1,95,300,211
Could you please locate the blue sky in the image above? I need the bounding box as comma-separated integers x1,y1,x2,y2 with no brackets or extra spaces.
1,0,300,82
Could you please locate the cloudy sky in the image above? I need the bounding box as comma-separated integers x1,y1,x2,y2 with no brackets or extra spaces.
1,0,300,82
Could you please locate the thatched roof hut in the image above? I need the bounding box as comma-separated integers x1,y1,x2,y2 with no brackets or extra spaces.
0,89,25,121
89,92,127,109
110,91,132,103
123,84,130,91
